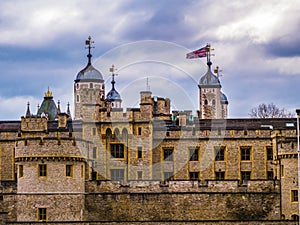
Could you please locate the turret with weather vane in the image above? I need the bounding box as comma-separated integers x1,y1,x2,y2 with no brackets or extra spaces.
186,43,228,119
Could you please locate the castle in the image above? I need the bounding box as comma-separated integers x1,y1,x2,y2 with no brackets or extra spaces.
0,37,299,224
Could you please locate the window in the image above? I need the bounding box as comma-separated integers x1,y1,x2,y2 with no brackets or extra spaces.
267,171,274,180
189,172,199,180
189,148,199,161
291,215,299,221
89,83,93,89
241,171,251,181
18,165,24,178
137,147,143,159
215,146,225,161
291,190,298,202
38,208,47,221
212,99,216,105
38,164,47,177
215,172,225,180
204,99,208,105
266,146,273,160
137,171,143,180
66,165,73,177
163,172,173,181
240,147,251,161
92,147,97,158
110,144,124,158
138,127,142,135
76,95,80,103
280,165,284,177
163,148,173,161
110,169,124,182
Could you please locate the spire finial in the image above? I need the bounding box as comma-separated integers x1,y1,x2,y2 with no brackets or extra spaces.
67,102,72,120
146,77,150,91
205,43,214,67
109,64,117,89
26,102,31,117
57,100,61,114
85,36,94,65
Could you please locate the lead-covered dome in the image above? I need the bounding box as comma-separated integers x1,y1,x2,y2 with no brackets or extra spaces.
199,62,221,88
75,36,103,82
75,62,103,81
220,91,228,104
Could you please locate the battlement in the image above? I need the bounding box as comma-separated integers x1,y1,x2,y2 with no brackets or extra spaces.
86,179,279,193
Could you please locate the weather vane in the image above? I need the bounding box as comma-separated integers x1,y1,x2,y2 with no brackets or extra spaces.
85,36,95,64
214,66,223,78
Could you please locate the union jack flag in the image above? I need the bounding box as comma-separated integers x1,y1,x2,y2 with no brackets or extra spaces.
186,46,208,59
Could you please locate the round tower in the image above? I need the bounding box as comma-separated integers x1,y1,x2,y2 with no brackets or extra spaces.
74,36,105,121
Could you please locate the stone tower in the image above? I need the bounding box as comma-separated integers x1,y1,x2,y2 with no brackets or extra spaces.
198,61,228,119
15,92,85,222
74,36,105,121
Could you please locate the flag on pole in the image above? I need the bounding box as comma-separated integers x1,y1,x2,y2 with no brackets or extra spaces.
186,46,208,59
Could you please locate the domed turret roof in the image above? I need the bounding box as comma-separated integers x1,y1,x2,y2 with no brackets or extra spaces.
220,92,228,104
106,87,121,100
199,62,221,88
75,36,103,82
75,63,103,81
106,72,121,100
37,88,58,120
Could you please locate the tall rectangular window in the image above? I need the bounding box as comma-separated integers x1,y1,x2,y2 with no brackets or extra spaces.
110,169,124,182
38,164,47,177
66,165,73,177
189,148,199,161
163,148,173,161
240,147,251,161
215,146,225,161
137,171,143,180
266,146,273,160
215,171,225,180
110,144,124,158
92,147,97,158
189,172,199,180
280,165,284,177
267,171,274,180
19,165,24,178
38,208,47,221
291,190,298,202
137,146,143,159
138,127,142,135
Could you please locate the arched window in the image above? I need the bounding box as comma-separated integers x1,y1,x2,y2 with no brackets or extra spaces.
114,128,120,140
122,128,128,142
291,214,299,221
106,128,112,140
204,99,208,105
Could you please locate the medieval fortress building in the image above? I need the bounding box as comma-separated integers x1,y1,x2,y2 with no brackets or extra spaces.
0,38,299,224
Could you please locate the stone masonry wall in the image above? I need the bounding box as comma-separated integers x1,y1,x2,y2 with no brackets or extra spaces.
84,180,281,222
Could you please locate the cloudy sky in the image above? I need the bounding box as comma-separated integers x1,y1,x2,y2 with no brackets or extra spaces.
0,0,300,120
